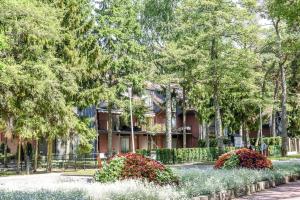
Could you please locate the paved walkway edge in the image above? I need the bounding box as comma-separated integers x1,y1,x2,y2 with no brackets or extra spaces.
192,175,299,200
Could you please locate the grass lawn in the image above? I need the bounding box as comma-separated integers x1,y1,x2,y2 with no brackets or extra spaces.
62,169,96,176
0,171,18,177
269,154,300,161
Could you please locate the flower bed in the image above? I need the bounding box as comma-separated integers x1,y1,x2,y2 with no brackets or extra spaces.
94,153,178,184
1,161,300,199
215,148,272,169
177,161,300,198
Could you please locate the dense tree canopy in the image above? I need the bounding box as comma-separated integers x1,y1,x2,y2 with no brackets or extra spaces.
0,0,299,160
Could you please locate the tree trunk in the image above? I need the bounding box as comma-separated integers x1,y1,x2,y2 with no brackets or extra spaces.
107,104,113,157
3,138,8,168
47,138,53,172
17,138,21,174
182,87,187,148
280,63,288,156
211,37,224,152
255,129,260,147
34,139,38,172
65,138,70,160
239,124,245,147
271,78,279,137
4,117,13,168
203,122,210,148
201,123,206,141
165,83,172,149
239,123,243,137
273,19,288,156
245,127,250,147
214,96,224,151
24,142,30,175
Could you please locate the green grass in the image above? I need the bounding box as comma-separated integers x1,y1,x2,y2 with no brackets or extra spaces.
63,169,96,176
269,154,300,161
0,171,18,177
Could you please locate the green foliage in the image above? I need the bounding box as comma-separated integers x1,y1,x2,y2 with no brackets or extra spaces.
155,167,178,185
0,33,7,50
156,147,236,164
198,138,230,148
95,153,178,185
250,137,282,146
222,154,240,169
136,149,151,156
95,157,126,183
268,145,281,157
75,118,96,154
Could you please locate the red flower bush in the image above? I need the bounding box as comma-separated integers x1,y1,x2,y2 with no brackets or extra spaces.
214,148,272,169
95,153,178,184
214,152,232,169
120,153,165,182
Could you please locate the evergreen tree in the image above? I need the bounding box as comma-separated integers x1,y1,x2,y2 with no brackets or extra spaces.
93,0,146,156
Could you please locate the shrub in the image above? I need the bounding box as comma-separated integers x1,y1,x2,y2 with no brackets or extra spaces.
223,154,240,169
155,147,236,164
136,149,151,156
198,138,231,148
95,153,178,184
250,136,282,146
95,156,125,183
215,148,272,169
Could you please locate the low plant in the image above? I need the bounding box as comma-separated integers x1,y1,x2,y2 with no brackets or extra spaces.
94,153,178,185
222,154,240,169
0,190,87,200
215,148,272,169
95,156,125,183
177,161,300,198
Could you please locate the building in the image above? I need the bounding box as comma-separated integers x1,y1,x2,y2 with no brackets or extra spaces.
94,82,201,154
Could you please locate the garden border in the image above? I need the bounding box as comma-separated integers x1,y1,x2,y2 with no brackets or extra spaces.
192,175,299,200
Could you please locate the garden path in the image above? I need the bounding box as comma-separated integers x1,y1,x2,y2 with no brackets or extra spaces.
236,180,300,200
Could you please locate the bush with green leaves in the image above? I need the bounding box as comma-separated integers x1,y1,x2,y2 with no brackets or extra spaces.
198,138,231,148
136,149,151,156
95,156,125,183
94,153,178,185
250,137,282,146
156,147,236,164
222,154,240,169
156,167,178,185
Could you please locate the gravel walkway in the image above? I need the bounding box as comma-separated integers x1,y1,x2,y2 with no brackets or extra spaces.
236,181,300,200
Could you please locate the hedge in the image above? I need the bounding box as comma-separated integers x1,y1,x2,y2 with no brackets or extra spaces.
250,136,282,146
155,147,236,164
136,149,151,156
137,145,282,164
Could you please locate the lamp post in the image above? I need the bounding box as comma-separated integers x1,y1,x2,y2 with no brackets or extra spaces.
128,87,135,153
